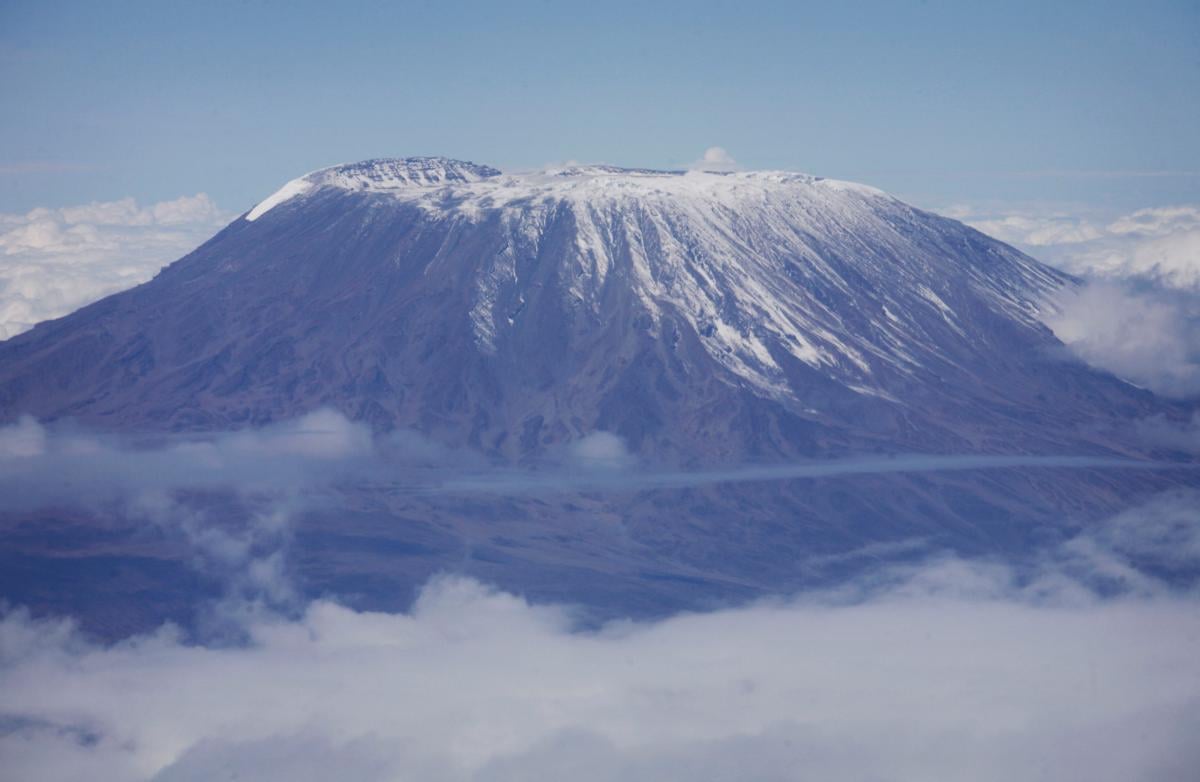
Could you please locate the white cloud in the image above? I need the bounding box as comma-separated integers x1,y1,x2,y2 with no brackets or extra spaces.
223,408,375,460
962,213,1106,247
1047,225,1200,291
2,411,1199,781
0,415,47,458
0,194,228,339
948,203,1200,291
0,410,378,511
689,146,739,172
1076,490,1200,574
1045,282,1200,397
1108,205,1200,237
943,202,1200,397
566,431,635,470
2,519,1199,782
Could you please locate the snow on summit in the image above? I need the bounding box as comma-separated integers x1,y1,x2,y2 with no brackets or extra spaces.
241,157,1068,402
245,156,876,221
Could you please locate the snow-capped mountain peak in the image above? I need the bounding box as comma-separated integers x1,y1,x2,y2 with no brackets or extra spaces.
6,155,1127,465
246,157,503,221
247,157,881,221
235,157,1073,410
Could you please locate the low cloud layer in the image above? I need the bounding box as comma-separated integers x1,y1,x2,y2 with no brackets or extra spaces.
1045,281,1200,397
0,413,1176,509
0,194,229,339
1,411,1198,780
0,410,381,614
0,410,375,510
943,203,1200,398
945,203,1200,291
2,495,1199,782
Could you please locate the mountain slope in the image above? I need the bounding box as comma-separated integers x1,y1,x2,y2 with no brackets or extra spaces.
0,158,1163,460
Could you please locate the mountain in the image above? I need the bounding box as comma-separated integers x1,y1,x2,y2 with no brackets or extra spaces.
0,157,1164,453
0,157,1192,635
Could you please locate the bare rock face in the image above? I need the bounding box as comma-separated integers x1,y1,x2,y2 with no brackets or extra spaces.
0,158,1192,634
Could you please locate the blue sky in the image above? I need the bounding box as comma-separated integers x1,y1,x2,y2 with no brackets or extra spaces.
1,0,1198,213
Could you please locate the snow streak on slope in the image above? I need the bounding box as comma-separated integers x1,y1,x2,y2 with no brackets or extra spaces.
245,178,313,221
243,158,1069,401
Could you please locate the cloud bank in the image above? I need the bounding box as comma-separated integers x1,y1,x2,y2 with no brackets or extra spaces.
0,194,229,339
2,507,1199,782
0,410,376,510
944,203,1200,398
1045,281,1200,397
946,203,1200,291
1,414,1198,780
